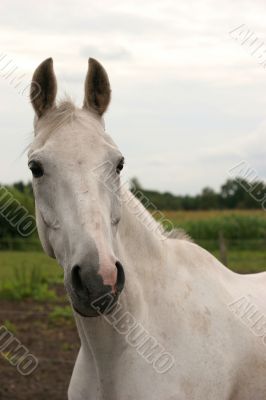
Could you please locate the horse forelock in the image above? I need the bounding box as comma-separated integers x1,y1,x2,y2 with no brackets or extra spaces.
34,99,76,135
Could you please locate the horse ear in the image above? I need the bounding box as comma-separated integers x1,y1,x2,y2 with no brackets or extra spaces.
30,58,57,118
83,58,111,116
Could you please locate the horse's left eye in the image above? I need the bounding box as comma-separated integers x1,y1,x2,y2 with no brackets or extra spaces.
116,158,124,174
28,160,44,178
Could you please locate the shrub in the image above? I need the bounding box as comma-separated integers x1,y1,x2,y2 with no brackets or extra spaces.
0,265,56,301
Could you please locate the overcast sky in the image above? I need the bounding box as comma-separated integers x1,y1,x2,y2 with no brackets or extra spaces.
1,0,266,195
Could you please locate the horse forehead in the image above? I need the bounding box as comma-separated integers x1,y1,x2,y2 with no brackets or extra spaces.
51,119,102,145
32,125,106,163
52,130,103,157
32,106,105,151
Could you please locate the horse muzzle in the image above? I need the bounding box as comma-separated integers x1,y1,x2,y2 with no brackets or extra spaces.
67,261,125,318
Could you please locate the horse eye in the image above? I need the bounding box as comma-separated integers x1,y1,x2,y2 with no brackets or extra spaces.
116,157,124,174
28,160,44,178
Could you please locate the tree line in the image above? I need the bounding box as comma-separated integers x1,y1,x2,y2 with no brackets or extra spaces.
130,177,266,210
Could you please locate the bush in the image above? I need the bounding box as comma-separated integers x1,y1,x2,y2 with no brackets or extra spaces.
0,265,56,301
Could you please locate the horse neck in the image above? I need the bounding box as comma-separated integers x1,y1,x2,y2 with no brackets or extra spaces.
118,188,165,255
76,190,166,344
116,189,166,296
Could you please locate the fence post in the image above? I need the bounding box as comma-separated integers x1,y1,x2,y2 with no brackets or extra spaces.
219,231,228,266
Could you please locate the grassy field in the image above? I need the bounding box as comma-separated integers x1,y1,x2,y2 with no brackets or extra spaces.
160,209,266,273
0,252,77,400
0,248,265,288
0,210,264,399
162,209,266,222
0,210,265,290
162,209,266,239
0,251,61,282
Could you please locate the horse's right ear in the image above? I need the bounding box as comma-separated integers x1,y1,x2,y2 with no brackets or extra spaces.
83,58,111,116
30,58,57,118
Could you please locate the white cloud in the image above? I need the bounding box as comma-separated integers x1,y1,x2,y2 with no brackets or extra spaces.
0,0,266,194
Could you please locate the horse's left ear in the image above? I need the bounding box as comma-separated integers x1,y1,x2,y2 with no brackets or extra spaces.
83,58,111,116
30,58,57,118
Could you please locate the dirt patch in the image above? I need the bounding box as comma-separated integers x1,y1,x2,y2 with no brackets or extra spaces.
0,294,80,400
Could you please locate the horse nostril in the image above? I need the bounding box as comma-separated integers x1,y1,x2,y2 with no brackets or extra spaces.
71,265,84,293
71,262,125,300
115,261,125,293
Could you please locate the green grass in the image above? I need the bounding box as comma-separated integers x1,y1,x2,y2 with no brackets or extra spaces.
3,320,17,334
0,252,62,301
49,305,73,322
0,265,57,301
212,249,266,274
162,209,266,223
0,209,265,300
161,210,266,273
0,251,62,283
161,211,266,240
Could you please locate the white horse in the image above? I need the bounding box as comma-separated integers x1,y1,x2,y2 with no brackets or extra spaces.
28,58,266,400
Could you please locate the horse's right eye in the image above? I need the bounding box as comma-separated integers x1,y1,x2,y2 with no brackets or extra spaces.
116,157,124,174
28,161,44,178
